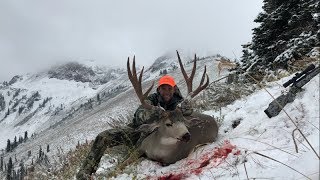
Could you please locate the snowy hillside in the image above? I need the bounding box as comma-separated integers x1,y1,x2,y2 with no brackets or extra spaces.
0,61,126,151
0,52,228,179
0,52,318,179
96,66,319,180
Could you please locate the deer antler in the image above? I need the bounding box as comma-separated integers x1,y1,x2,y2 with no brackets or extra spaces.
176,50,209,98
127,56,155,109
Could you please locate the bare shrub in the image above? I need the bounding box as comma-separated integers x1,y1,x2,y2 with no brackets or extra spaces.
197,82,256,111
106,113,133,129
54,141,92,179
25,141,92,179
288,56,319,72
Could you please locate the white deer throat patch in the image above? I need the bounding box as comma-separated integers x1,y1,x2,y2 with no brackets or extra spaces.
160,137,178,145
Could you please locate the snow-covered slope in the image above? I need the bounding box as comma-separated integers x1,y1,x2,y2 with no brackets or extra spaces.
0,52,226,178
0,61,126,151
1,52,318,180
97,67,319,180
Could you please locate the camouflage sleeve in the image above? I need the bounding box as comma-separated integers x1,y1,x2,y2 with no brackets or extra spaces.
180,99,194,116
130,94,160,128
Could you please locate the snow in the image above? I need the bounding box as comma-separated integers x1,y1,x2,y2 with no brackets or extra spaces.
0,55,318,180
97,70,319,179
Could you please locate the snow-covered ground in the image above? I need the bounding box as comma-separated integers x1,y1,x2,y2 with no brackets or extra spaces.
97,70,319,179
0,54,318,180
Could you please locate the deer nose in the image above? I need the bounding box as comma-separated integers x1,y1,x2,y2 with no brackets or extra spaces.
181,132,191,142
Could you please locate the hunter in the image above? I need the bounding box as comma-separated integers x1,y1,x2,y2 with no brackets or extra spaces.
76,75,192,179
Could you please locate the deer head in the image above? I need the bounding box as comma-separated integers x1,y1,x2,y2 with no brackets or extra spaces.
137,110,192,143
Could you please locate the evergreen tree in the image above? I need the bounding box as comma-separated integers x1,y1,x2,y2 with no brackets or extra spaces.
19,161,25,180
6,139,11,152
97,94,100,102
241,0,319,73
7,157,13,180
24,131,28,142
0,156,3,172
27,150,31,157
18,136,23,144
18,106,24,115
38,146,42,159
12,169,16,180
13,136,17,149
47,144,50,153
163,69,168,75
16,169,20,180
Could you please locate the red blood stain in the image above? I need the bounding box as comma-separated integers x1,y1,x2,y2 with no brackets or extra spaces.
148,140,240,180
199,159,210,168
191,168,203,175
157,173,186,180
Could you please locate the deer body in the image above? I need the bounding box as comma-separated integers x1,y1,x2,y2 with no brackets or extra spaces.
140,131,184,164
138,112,218,164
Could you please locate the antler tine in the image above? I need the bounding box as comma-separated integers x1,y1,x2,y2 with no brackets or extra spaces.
132,56,141,93
127,57,154,109
139,66,154,99
176,50,193,93
191,66,209,98
176,50,209,98
189,54,197,82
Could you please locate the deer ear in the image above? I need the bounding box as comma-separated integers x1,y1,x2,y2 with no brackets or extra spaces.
185,118,202,127
136,123,159,134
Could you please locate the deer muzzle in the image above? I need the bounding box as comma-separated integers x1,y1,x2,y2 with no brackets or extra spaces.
180,132,191,142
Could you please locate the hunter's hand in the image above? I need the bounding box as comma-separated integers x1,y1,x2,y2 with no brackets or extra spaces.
152,106,165,113
179,100,193,116
152,105,168,119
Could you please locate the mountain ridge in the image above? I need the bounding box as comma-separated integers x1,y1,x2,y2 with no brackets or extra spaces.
0,52,222,151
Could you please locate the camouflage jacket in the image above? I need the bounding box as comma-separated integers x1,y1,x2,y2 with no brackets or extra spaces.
128,87,184,129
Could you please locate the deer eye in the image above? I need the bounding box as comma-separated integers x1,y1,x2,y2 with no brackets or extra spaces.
166,123,172,127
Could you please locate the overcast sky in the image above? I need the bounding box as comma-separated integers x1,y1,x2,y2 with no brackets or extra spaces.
0,0,263,82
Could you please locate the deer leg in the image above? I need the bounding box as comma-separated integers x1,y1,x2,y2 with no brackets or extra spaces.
193,143,210,152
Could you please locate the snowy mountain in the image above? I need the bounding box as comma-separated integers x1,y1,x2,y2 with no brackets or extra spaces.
0,52,227,178
0,52,319,180
0,61,126,151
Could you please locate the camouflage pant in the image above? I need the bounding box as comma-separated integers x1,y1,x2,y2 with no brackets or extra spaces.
76,127,141,180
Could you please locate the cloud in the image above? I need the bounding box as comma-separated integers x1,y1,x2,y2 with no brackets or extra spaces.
0,0,263,82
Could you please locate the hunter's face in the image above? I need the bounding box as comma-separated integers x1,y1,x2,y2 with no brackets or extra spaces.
159,84,174,103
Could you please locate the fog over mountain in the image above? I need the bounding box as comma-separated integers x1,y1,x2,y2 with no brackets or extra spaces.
0,0,263,82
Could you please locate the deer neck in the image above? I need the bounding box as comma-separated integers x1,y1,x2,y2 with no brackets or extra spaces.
154,130,179,146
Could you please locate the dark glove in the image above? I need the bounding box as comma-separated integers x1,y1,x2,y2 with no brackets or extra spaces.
179,100,193,116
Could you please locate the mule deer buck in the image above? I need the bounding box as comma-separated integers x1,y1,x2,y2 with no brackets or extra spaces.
217,58,238,76
125,50,219,166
